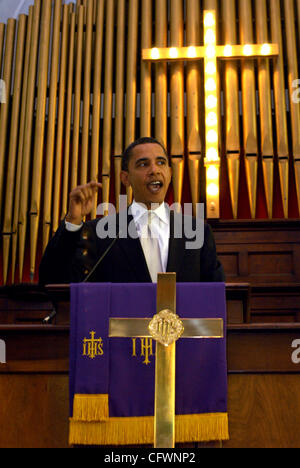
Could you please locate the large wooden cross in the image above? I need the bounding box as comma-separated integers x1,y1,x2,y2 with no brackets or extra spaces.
142,10,279,219
109,273,224,448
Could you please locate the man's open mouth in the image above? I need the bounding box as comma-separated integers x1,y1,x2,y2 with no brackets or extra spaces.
147,180,163,193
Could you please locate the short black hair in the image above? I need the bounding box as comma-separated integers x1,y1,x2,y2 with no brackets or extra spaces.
121,137,168,171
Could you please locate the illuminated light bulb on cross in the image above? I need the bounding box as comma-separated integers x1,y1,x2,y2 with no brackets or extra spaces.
206,147,219,161
206,112,218,126
205,45,215,58
224,44,233,57
205,78,216,92
170,47,178,59
206,166,219,180
206,130,218,143
204,12,215,28
204,29,216,45
205,61,216,74
151,48,160,60
243,44,253,56
207,183,219,196
206,95,217,109
261,43,271,55
188,46,196,58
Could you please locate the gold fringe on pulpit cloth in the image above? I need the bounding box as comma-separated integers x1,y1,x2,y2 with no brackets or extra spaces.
69,412,229,445
72,394,109,421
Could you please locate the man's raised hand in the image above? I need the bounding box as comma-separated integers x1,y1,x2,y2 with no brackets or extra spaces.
66,181,102,225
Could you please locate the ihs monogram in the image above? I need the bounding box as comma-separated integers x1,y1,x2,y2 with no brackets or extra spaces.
131,338,154,365
82,331,104,359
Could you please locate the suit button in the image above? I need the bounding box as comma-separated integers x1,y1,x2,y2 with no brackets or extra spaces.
82,249,88,256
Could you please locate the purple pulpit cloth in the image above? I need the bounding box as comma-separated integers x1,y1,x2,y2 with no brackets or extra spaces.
69,282,228,445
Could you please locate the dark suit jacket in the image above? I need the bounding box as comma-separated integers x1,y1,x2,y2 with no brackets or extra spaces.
39,211,225,285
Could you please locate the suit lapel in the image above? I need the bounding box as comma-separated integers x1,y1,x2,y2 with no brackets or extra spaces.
116,212,152,282
166,210,185,274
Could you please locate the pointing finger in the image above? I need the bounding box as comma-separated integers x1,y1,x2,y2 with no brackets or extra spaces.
88,181,102,190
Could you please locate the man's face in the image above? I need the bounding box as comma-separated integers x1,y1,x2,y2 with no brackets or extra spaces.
121,143,172,208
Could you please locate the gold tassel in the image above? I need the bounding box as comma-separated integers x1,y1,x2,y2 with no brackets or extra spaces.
72,394,109,421
176,413,229,442
69,412,229,446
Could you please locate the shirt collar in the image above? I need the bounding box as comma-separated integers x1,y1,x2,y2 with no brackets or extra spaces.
129,200,170,226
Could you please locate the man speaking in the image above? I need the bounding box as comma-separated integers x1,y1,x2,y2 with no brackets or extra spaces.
39,137,224,285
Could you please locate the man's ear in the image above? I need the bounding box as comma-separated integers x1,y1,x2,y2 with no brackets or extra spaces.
120,170,130,188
